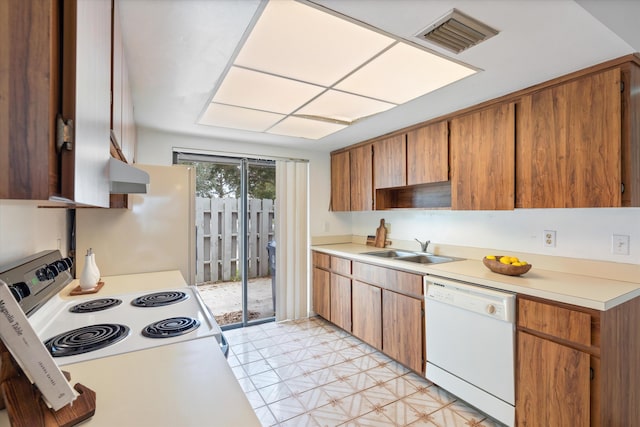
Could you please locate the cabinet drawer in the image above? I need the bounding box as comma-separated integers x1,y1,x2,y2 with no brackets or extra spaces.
312,251,330,269
352,261,422,297
518,297,592,347
331,256,352,275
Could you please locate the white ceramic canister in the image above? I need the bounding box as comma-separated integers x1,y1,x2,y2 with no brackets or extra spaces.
79,249,99,290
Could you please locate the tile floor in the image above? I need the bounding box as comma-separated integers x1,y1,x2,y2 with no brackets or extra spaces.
224,317,504,427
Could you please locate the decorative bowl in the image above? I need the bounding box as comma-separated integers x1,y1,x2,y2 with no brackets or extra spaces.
482,256,532,276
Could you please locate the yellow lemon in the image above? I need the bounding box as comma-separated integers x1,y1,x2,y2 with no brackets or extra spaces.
512,262,522,267
520,261,528,265
486,255,496,260
509,256,519,263
499,256,511,264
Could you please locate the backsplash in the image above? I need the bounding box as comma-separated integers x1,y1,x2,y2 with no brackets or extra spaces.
0,201,69,266
337,208,640,265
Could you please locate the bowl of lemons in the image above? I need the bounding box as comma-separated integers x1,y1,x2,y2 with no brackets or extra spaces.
482,255,532,276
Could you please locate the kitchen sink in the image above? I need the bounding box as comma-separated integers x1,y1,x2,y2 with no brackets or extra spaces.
361,250,461,265
395,254,457,264
360,250,415,258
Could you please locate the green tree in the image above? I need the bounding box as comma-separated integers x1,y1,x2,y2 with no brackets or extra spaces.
180,161,275,200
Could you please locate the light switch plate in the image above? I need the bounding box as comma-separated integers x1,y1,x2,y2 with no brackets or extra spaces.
612,234,630,255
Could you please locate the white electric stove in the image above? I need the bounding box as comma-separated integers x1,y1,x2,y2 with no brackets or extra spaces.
0,250,225,367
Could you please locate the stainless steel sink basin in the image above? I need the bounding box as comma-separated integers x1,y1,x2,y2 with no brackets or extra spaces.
395,254,457,264
360,250,415,258
361,250,461,265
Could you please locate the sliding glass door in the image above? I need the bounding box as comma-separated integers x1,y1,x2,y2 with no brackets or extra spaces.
174,153,276,329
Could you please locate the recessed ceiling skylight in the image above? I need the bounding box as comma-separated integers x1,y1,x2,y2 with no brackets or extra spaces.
198,0,479,140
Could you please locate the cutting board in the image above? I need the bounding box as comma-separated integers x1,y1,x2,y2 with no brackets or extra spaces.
374,219,387,248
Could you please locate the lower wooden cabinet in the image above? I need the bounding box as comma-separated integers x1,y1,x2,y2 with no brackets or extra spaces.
516,331,591,426
312,267,330,320
382,290,423,373
330,273,352,331
352,280,382,349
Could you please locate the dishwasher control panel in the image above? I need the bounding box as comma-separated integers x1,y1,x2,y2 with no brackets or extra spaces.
425,277,515,322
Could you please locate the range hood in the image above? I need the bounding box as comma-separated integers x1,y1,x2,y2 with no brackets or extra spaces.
108,158,150,194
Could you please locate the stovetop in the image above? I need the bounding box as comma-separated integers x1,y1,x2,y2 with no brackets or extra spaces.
29,287,222,366
0,250,222,367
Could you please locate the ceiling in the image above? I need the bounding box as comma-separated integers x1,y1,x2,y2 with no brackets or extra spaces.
119,0,640,153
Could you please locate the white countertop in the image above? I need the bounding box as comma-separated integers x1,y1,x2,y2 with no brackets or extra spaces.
312,243,640,311
0,271,260,427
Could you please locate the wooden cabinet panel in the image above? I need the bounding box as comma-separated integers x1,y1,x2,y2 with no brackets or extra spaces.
352,280,382,349
350,144,373,211
450,103,515,210
0,0,61,200
382,290,423,373
374,135,406,189
517,68,622,208
330,273,351,332
517,331,590,427
407,121,449,186
330,151,350,211
312,251,330,269
352,262,423,297
312,267,330,320
518,297,592,347
330,256,351,276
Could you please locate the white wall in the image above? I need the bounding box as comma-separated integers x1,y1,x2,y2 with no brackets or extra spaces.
0,201,69,266
347,208,640,264
135,126,640,265
135,126,352,238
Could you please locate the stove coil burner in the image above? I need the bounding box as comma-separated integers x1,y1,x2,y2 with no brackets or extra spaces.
69,298,122,313
142,317,200,339
45,324,130,357
131,291,188,308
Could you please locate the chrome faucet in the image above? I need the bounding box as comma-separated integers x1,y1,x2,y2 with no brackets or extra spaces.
415,238,430,253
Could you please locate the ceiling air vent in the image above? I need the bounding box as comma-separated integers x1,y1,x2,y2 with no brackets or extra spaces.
416,9,498,54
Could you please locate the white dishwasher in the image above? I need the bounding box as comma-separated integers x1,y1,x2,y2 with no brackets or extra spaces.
425,276,515,426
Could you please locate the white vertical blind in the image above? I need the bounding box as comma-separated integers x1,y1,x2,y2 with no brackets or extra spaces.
275,160,309,321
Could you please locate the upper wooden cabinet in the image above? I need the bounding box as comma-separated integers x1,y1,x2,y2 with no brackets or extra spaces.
517,68,624,208
330,151,350,211
374,135,406,189
407,121,449,186
0,0,113,207
450,103,515,210
349,144,373,211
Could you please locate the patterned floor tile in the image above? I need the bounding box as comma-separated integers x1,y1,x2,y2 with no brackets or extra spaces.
224,317,501,427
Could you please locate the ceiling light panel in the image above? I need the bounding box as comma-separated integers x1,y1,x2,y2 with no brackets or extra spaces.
267,116,347,139
199,103,284,132
213,66,325,114
296,90,396,123
234,0,395,87
335,43,477,104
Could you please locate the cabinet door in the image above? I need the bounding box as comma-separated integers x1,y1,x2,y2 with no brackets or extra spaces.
350,144,373,211
517,68,621,208
374,135,406,189
382,290,423,373
0,0,60,200
450,103,515,210
352,280,382,349
517,332,590,426
312,267,330,320
60,0,112,207
330,151,350,211
330,273,352,332
407,121,449,185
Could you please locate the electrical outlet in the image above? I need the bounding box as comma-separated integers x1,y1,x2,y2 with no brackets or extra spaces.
612,234,630,255
543,230,556,248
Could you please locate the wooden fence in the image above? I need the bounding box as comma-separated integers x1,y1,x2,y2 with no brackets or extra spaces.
195,197,275,284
